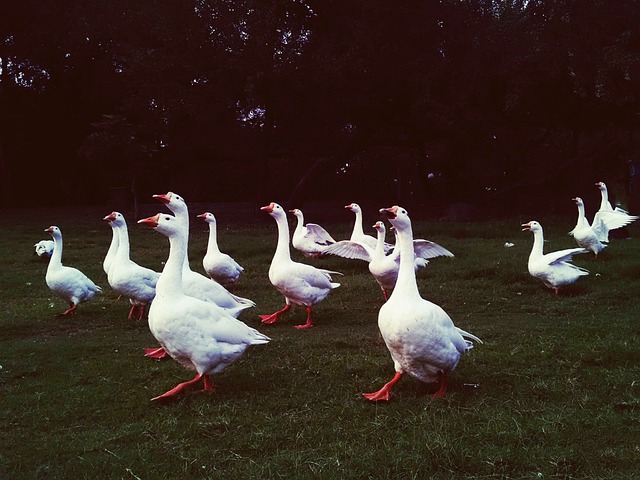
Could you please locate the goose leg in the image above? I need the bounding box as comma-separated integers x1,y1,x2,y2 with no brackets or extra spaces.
294,306,314,329
144,347,168,359
259,303,291,324
152,373,205,401
59,302,78,316
137,305,146,320
431,372,447,399
362,372,403,401
127,305,138,319
202,375,214,391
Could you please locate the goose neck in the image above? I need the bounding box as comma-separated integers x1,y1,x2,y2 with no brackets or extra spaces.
352,211,365,239
390,223,420,298
115,224,131,261
576,202,589,227
273,214,292,262
529,228,545,259
158,231,186,295
48,233,63,268
206,223,221,254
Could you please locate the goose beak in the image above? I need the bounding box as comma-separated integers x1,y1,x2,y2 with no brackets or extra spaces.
379,206,398,219
288,209,296,214
103,212,117,222
197,213,207,219
521,222,531,231
153,193,171,204
344,204,353,210
260,203,275,213
138,214,160,228
44,226,54,233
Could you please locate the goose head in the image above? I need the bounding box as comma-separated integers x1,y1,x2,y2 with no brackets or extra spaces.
261,202,286,218
372,221,386,234
103,211,126,227
521,221,542,233
138,213,180,238
45,226,62,238
197,212,216,225
153,191,187,216
572,197,584,207
345,203,361,213
379,206,410,230
288,208,303,219
596,181,607,192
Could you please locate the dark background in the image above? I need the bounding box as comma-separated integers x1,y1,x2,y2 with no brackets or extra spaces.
1,0,639,217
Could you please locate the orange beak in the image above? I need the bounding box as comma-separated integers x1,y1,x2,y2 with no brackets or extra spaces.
153,193,171,204
260,203,275,213
137,214,160,228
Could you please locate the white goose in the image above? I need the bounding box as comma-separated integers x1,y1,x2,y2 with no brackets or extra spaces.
345,202,392,252
34,240,54,258
103,212,159,320
289,208,336,257
153,192,255,312
102,215,119,276
324,221,454,300
569,197,607,255
198,212,244,289
592,181,638,242
44,226,101,315
138,213,270,401
522,221,589,294
363,206,481,401
261,202,341,329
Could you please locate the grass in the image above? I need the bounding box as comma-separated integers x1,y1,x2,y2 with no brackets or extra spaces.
1,205,640,479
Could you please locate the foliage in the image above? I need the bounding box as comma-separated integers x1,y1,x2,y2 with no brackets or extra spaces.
2,206,640,479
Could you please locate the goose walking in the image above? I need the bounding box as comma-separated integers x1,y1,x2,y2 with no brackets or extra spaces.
44,226,101,315
103,212,159,320
261,202,341,329
138,213,270,401
289,208,336,258
523,221,589,294
363,206,481,401
198,212,244,289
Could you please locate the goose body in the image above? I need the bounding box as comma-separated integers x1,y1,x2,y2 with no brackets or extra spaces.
103,212,159,319
523,221,589,293
363,206,480,401
261,202,341,329
569,197,607,255
34,240,54,258
592,182,638,242
198,212,244,288
289,208,336,257
138,213,270,401
44,226,101,315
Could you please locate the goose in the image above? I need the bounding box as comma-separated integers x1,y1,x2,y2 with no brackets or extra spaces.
592,182,638,242
362,206,481,401
289,208,336,258
102,215,119,276
103,212,159,320
34,240,54,258
324,221,454,300
260,202,341,329
569,197,607,256
44,226,101,315
522,221,589,294
138,213,270,401
152,192,255,312
345,203,392,252
198,212,244,289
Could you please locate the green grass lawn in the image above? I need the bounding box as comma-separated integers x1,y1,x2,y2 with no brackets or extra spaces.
2,206,640,479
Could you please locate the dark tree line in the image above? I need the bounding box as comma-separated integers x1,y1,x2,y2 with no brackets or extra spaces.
1,0,639,215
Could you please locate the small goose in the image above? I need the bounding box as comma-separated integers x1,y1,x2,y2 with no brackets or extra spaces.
523,220,589,294
44,226,101,315
569,197,607,256
592,182,638,242
289,208,336,258
198,212,244,289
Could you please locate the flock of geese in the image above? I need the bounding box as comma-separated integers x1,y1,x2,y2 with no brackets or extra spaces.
523,181,638,294
35,181,636,401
